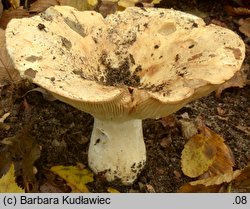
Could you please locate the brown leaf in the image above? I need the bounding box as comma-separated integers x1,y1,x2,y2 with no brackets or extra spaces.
0,29,21,86
58,0,94,11
159,136,172,148
200,128,235,178
179,119,198,140
29,0,59,13
181,131,216,178
160,115,176,128
179,170,241,192
235,125,250,135
225,5,250,16
239,18,250,38
181,126,234,178
232,166,250,192
8,0,20,9
1,130,41,192
0,1,3,17
216,70,247,98
179,166,250,193
23,87,57,101
0,7,29,29
178,183,224,193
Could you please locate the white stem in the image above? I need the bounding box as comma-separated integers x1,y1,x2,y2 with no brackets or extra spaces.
88,118,146,185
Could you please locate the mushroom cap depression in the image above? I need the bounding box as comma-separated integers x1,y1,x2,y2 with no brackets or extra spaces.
6,6,245,120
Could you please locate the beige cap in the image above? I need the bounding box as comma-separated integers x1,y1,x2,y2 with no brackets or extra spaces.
6,6,245,121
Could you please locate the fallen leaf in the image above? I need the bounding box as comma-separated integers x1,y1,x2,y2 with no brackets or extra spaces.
118,0,161,8
232,166,250,192
160,115,176,128
8,0,20,9
178,170,241,192
107,187,120,193
0,112,10,123
145,184,156,193
159,136,172,148
178,183,224,193
179,166,250,193
235,125,250,135
29,0,59,13
225,5,250,16
0,130,41,192
0,7,29,29
181,126,234,178
0,29,21,86
0,164,24,193
51,165,94,192
23,87,57,101
0,1,3,17
201,129,234,178
59,0,96,11
179,119,198,140
216,70,247,98
239,18,250,38
181,132,216,178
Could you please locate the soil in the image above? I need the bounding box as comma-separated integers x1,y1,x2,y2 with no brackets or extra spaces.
0,0,249,193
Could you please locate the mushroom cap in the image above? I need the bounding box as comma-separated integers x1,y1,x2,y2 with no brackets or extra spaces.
6,6,245,120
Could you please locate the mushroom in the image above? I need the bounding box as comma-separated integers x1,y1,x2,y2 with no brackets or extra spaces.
5,6,245,184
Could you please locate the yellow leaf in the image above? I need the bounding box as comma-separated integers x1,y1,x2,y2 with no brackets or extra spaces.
107,187,120,193
181,132,216,177
8,0,20,9
0,164,24,193
181,127,234,178
59,0,97,11
51,166,94,193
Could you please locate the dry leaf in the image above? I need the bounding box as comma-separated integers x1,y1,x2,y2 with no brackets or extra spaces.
232,165,250,192
0,1,3,17
181,126,234,178
201,128,234,177
51,166,94,192
179,166,250,192
178,183,224,193
29,0,59,13
179,170,241,192
181,132,216,178
118,0,161,8
225,5,250,16
1,130,41,192
0,164,24,193
8,0,20,9
160,115,176,128
179,119,198,140
0,7,29,29
107,187,120,193
235,125,250,135
23,87,57,101
0,29,21,86
0,112,10,123
216,70,247,98
58,0,95,11
239,18,250,38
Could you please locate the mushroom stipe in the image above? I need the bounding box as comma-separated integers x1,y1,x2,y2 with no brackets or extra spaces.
6,6,245,184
